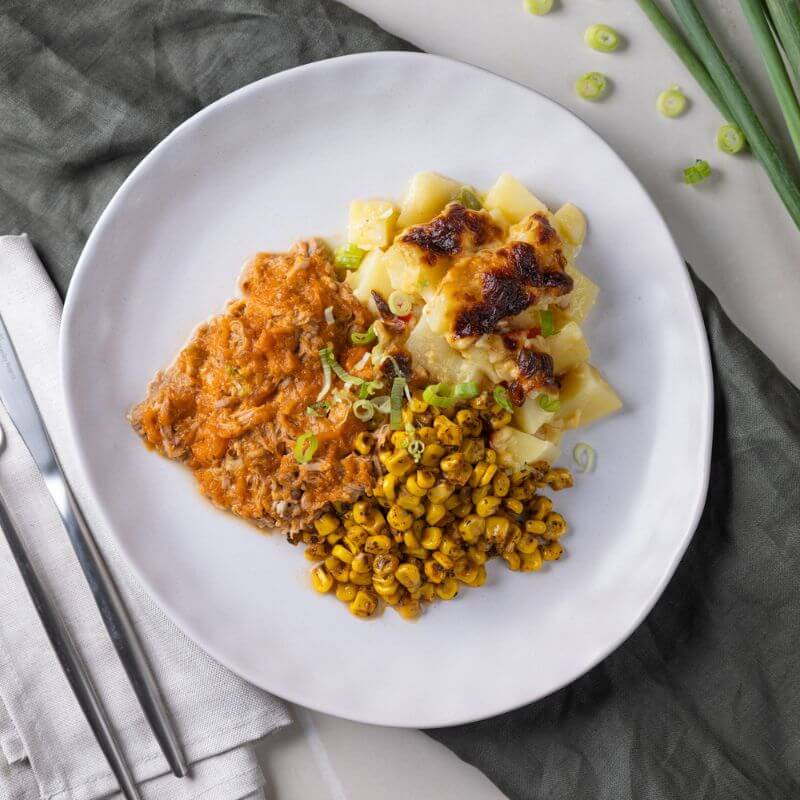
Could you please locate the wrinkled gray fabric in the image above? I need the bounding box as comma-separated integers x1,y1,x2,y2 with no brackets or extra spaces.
428,274,800,798
2,2,798,799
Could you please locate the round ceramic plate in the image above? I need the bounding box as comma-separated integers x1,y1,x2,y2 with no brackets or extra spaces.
61,52,712,728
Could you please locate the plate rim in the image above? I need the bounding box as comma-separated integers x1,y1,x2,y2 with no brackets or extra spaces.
60,50,714,727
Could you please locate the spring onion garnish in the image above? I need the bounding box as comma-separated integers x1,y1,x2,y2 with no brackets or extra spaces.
493,385,514,413
575,72,608,101
537,394,561,412
573,442,597,473
539,309,555,337
316,353,332,401
407,439,425,463
306,401,330,417
455,186,482,210
371,395,391,414
387,291,413,317
454,381,480,401
764,0,800,87
585,23,621,53
323,306,335,325
334,243,366,271
423,383,456,408
390,377,406,430
319,346,364,386
525,0,553,15
657,86,688,117
352,399,375,422
358,379,383,399
353,351,371,371
716,123,746,154
350,325,376,345
683,159,712,185
294,432,319,463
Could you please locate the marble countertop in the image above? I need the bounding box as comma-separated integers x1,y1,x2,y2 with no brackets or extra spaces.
256,2,800,797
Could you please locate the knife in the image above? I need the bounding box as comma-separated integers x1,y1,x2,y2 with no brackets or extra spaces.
0,312,188,779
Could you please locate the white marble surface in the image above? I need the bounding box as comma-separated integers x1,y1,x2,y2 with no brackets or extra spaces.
255,1,800,797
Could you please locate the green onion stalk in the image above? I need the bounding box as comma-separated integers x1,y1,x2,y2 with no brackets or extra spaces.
764,0,800,87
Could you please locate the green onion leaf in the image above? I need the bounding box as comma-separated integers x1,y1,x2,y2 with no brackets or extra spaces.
306,401,330,417
358,379,383,399
423,383,456,408
317,353,332,401
352,399,375,422
350,325,377,345
320,346,364,386
537,394,561,413
657,86,688,117
525,0,553,15
716,123,746,154
407,439,425,463
334,243,366,271
764,0,800,87
294,432,319,463
453,381,480,401
585,23,621,52
390,377,406,430
455,186,482,210
387,291,413,316
493,385,514,413
371,395,391,415
539,309,555,337
683,159,712,184
575,72,608,101
573,442,597,473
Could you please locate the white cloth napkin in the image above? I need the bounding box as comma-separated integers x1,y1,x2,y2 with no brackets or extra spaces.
0,235,290,800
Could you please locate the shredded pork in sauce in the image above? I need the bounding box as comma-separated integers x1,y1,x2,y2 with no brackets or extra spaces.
129,240,377,533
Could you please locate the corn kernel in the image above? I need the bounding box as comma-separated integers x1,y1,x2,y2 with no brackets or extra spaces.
419,582,436,602
327,558,350,582
405,474,427,497
525,519,547,535
467,545,487,565
531,496,553,520
354,431,374,455
403,530,421,550
489,408,513,430
424,559,446,583
545,467,573,491
517,532,540,554
387,506,414,532
417,426,437,444
425,503,447,526
335,582,357,602
439,536,464,559
462,437,485,464
331,544,354,564
305,542,328,561
350,552,372,573
314,513,340,536
458,514,485,543
396,597,422,619
476,496,502,518
440,453,472,485
409,396,429,414
386,451,414,477
545,512,568,539
421,443,446,467
349,590,378,617
396,563,422,591
472,564,488,586
344,526,368,550
350,571,373,586
492,472,510,497
405,546,428,558
396,491,423,512
520,549,543,572
381,475,398,503
542,541,564,561
352,501,372,526
421,526,443,550
373,575,400,596
391,431,410,449
433,550,454,570
372,553,399,577
436,578,459,600
503,551,521,571
415,469,437,490
428,482,454,504
485,515,510,546
434,415,462,446
365,534,393,554
485,448,498,464
311,566,334,593
504,497,524,515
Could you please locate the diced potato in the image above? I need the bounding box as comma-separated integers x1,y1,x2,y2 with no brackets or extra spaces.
484,173,548,223
513,396,554,436
406,313,482,385
348,200,398,250
490,426,561,469
554,203,587,247
548,321,591,375
346,249,393,314
565,263,599,324
396,172,460,229
382,243,448,300
557,363,622,428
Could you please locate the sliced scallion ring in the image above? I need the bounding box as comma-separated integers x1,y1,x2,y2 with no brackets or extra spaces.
387,291,413,316
293,432,319,463
575,71,608,101
350,325,377,345
683,159,712,185
407,439,425,462
525,0,553,15
352,399,375,422
537,394,561,413
585,23,621,53
573,442,597,473
423,383,456,408
453,381,480,401
371,395,391,415
716,123,746,155
316,354,332,401
455,186,482,210
390,377,406,430
358,379,384,399
306,401,330,417
493,385,514,413
539,309,555,337
323,306,335,325
334,243,366,271
353,351,371,371
320,346,364,386
657,86,688,118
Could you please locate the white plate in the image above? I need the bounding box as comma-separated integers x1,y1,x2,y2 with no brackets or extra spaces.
61,52,712,728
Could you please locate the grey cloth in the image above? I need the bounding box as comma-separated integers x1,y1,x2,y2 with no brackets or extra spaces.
2,2,798,799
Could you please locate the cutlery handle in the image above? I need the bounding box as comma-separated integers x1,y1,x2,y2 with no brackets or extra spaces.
0,492,142,800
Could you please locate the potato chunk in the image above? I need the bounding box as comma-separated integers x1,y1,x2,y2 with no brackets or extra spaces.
557,363,622,428
491,426,561,469
484,173,548,223
348,200,398,250
554,203,587,247
548,321,591,375
346,249,393,314
396,172,460,229
565,264,599,324
512,395,555,436
406,313,482,385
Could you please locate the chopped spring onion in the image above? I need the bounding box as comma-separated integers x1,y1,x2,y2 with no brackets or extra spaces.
423,383,456,407
716,123,746,154
306,401,330,417
683,159,712,185
539,309,555,337
455,186,482,210
354,351,371,372
350,325,376,345
316,354,332,401
493,385,514,413
320,346,364,386
381,354,404,379
294,432,319,463
334,243,366,271
407,439,425,462
657,86,688,117
538,394,561,413
387,291,413,316
371,395,391,414
585,23,621,53
454,381,480,401
358,379,383,399
390,377,406,430
764,0,800,87
525,0,553,15
575,72,608,101
352,399,375,422
573,442,597,473
324,306,335,325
